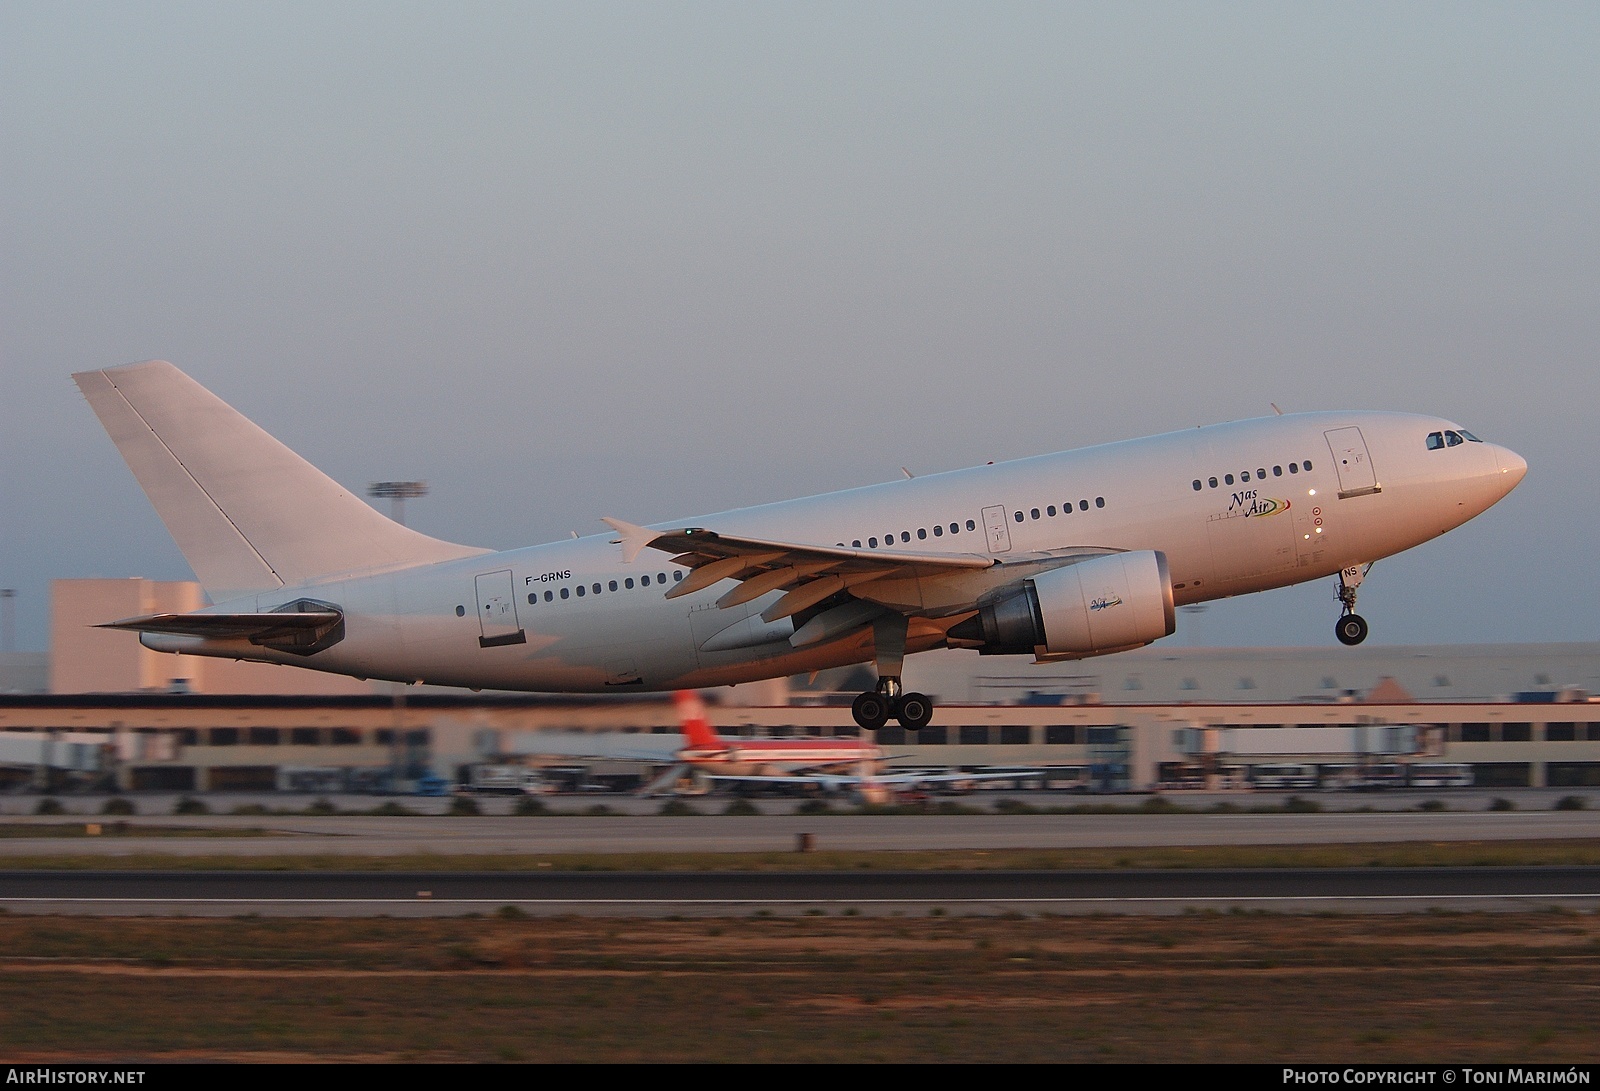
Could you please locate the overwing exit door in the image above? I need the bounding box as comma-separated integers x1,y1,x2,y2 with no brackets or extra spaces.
982,505,1012,553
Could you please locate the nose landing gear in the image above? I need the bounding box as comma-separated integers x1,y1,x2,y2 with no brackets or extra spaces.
1334,564,1372,646
849,613,935,731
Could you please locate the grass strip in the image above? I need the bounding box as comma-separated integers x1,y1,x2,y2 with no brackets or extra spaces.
0,911,1597,1061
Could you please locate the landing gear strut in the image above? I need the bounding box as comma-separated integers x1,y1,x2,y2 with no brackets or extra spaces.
850,614,935,731
1334,564,1372,647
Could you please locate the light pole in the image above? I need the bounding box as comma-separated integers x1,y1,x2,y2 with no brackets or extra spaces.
0,589,15,654
364,486,427,789
367,481,429,527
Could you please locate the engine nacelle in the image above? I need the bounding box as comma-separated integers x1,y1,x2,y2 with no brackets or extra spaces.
950,550,1175,657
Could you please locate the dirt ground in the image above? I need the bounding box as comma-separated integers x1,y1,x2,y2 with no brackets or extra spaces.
0,909,1597,1062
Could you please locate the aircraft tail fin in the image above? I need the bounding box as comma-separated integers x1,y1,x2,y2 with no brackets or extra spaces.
73,361,487,603
673,690,721,749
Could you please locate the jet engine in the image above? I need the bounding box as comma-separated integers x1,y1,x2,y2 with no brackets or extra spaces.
948,550,1175,657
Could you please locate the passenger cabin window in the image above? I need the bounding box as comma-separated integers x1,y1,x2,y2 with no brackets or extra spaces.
1192,480,1202,491
965,519,976,531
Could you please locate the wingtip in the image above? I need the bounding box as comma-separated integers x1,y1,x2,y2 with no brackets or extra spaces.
600,517,659,564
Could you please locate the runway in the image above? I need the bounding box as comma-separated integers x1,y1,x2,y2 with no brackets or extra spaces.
2,809,1599,856
6,808,1598,915
3,865,1598,916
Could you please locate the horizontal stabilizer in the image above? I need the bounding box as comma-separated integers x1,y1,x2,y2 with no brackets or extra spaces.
99,610,339,639
100,604,347,657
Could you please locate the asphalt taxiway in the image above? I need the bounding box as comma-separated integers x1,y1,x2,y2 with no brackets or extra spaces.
1,809,1597,856
2,865,1597,917
1,806,1598,914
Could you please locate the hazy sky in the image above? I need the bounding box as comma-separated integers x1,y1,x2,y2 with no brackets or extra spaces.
3,2,1597,654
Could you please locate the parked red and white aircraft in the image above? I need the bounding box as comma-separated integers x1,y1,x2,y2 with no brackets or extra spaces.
516,690,1023,800
76,361,1526,731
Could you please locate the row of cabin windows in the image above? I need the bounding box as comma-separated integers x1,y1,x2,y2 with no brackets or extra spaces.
843,519,977,550
525,570,685,605
847,724,1094,745
1016,498,1103,523
652,723,1096,744
1453,723,1600,742
1192,461,1313,491
836,496,1111,550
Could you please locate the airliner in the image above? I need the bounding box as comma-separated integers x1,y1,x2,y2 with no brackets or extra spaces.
75,361,1526,731
515,691,1023,799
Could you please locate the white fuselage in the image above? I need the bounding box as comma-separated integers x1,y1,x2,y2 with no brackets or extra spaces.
164,410,1524,692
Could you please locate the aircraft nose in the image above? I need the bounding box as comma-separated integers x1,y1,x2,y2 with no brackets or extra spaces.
1493,445,1528,491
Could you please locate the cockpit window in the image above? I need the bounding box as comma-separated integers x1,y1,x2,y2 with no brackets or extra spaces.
1459,430,1482,442
1445,430,1463,447
1426,432,1445,450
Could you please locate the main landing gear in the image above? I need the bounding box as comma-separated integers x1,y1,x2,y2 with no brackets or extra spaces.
850,613,935,732
851,682,934,732
1334,563,1372,647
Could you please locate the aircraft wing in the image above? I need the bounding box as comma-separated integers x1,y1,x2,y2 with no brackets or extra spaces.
602,519,994,623
705,769,1046,789
869,769,1042,787
504,732,683,764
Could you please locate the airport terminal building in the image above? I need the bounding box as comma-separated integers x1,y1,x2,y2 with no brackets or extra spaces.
0,579,1596,795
